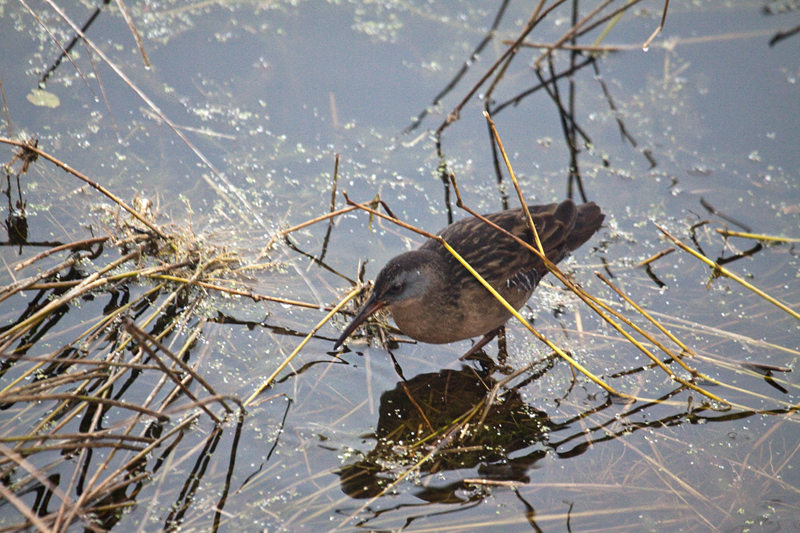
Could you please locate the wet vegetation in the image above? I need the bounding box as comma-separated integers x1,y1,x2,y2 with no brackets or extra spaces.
1,0,799,531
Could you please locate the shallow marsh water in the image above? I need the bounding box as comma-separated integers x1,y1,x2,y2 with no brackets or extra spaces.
1,1,799,531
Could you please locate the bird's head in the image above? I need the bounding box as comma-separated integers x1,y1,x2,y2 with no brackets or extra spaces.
334,250,443,349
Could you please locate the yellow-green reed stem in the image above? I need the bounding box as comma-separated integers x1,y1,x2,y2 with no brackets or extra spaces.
244,287,360,406
439,240,627,399
716,228,800,243
658,224,800,321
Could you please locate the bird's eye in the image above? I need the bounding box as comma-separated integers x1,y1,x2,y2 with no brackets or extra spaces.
387,282,403,295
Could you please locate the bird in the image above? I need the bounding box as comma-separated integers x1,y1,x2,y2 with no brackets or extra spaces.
334,199,604,355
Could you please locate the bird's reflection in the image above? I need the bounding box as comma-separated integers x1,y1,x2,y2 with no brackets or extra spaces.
338,364,554,499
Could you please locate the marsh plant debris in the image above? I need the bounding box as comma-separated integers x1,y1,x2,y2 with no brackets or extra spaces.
1,0,800,531
0,140,253,531
2,122,798,531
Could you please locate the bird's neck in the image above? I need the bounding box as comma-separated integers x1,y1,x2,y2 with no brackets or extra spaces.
385,250,459,344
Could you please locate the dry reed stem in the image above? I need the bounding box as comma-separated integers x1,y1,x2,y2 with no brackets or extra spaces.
5,441,146,455
258,205,358,259
580,285,699,374
484,112,544,255
0,443,99,532
648,310,800,357
596,273,695,355
0,433,154,444
12,236,110,271
657,224,800,321
507,40,634,51
533,0,614,68
0,137,166,239
244,286,360,405
0,393,169,421
123,321,222,424
435,0,552,136
0,256,79,305
124,318,234,415
642,0,670,49
482,0,549,102
580,0,647,47
173,314,205,360
113,0,149,67
17,0,96,98
2,355,157,371
150,274,323,309
0,482,54,533
637,247,675,266
716,228,800,243
161,394,245,415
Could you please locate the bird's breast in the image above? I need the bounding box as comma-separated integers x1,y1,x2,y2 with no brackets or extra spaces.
387,281,535,344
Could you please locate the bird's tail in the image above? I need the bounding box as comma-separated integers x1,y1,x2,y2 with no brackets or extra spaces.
565,201,604,252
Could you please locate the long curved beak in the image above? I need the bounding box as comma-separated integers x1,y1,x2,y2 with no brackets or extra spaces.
333,294,386,350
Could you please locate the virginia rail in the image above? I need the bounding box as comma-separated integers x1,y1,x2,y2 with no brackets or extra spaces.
334,199,604,354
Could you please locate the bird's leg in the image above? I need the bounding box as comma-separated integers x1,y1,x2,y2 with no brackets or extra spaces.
388,349,407,381
493,327,517,375
459,327,502,361
496,327,508,366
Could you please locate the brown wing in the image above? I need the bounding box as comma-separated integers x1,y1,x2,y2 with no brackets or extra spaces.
420,200,603,294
